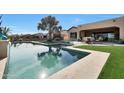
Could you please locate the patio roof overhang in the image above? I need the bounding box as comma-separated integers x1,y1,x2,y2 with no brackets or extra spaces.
80,26,120,40
80,26,119,33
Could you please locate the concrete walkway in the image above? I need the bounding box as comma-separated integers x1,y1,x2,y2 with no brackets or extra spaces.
49,47,110,79
71,41,124,47
0,58,7,79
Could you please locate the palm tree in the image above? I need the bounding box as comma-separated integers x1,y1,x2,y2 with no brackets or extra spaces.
53,26,62,32
37,15,62,41
52,25,62,39
0,15,2,33
2,27,11,37
0,15,10,37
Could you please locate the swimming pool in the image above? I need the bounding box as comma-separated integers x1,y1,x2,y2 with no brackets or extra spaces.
3,43,89,79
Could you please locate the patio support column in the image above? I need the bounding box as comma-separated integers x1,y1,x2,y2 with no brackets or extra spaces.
77,31,80,40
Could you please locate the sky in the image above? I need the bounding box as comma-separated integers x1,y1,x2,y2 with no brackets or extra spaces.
1,14,124,35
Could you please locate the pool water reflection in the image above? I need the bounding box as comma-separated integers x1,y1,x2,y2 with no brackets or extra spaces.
4,43,89,79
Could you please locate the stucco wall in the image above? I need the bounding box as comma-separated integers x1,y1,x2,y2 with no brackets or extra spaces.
61,30,70,41
78,17,124,40
68,16,124,40
68,28,80,40
0,41,9,59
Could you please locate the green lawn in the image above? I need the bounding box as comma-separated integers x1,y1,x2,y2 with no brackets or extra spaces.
76,45,124,79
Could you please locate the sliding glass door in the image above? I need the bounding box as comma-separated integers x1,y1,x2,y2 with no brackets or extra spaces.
93,32,115,41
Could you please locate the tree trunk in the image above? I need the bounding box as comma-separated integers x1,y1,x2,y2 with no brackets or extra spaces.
48,30,52,41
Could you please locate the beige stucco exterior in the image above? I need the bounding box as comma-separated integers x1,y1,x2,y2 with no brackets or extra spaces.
0,40,9,59
61,30,70,41
0,40,9,79
68,27,80,40
67,16,124,40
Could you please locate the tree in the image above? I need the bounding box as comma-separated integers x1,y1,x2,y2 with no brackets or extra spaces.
37,15,62,41
2,27,11,37
0,15,10,37
52,25,62,39
0,15,2,33
53,25,62,32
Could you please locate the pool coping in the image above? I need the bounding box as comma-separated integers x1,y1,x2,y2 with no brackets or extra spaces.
14,41,73,46
49,46,110,79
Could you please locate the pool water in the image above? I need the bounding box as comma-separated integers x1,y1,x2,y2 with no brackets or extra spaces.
4,43,89,79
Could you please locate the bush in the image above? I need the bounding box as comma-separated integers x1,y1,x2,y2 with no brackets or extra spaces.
47,39,53,42
54,38,62,41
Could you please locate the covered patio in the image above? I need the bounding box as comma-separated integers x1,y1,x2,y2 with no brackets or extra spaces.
80,26,120,41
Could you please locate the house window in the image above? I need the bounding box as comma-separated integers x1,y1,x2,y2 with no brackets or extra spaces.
70,32,77,39
93,32,115,41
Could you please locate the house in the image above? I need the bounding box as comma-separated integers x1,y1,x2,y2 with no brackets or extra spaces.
61,30,69,41
67,16,124,42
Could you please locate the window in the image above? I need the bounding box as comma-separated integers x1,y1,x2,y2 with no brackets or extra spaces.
70,32,77,39
93,32,115,41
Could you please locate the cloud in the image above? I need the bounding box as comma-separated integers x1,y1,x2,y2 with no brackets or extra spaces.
75,18,81,22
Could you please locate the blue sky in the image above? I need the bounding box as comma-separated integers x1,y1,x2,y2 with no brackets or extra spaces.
1,14,124,34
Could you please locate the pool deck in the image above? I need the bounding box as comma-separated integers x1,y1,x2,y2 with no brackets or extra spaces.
49,46,110,79
0,58,7,79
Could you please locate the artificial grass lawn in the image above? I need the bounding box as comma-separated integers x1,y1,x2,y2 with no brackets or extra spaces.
76,45,124,79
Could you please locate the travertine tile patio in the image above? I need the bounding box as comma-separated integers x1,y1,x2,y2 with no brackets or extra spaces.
49,47,110,79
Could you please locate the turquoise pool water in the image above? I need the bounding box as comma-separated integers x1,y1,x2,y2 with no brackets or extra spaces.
4,43,89,79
